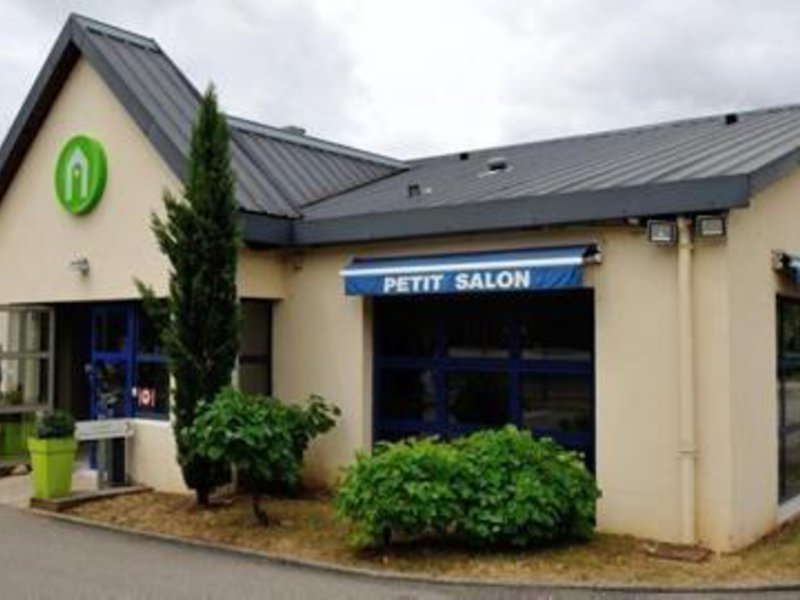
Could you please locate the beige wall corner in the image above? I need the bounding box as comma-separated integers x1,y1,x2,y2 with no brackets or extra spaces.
128,419,188,494
724,169,800,549
592,228,683,543
238,247,287,299
272,247,371,487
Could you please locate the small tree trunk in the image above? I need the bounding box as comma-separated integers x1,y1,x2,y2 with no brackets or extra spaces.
251,492,269,526
196,487,210,506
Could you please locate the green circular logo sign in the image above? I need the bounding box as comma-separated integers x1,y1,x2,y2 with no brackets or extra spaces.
54,135,107,215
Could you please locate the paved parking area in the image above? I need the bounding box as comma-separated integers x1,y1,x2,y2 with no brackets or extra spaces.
0,504,799,599
0,467,95,508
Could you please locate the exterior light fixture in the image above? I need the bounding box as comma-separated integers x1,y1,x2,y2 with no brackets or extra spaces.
647,220,678,246
695,215,726,239
68,257,90,275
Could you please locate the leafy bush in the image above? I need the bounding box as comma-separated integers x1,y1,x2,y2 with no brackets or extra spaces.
335,438,463,546
336,426,600,548
182,388,338,524
451,428,599,545
34,411,76,439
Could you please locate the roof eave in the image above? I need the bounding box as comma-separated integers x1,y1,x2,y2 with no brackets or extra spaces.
240,211,294,246
0,22,78,201
292,175,752,246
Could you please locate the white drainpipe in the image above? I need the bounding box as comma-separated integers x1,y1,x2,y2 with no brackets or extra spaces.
677,216,697,545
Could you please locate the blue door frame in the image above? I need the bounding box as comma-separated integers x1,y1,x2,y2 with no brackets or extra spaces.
90,303,136,420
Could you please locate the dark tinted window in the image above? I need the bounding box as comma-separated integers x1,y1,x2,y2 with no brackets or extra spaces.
379,298,438,357
520,293,593,360
239,300,272,396
521,373,592,434
444,298,510,358
94,310,128,353
779,297,800,501
136,362,169,416
378,369,437,421
446,371,510,425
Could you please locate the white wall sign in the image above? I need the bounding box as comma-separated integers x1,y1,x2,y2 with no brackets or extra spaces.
75,419,134,441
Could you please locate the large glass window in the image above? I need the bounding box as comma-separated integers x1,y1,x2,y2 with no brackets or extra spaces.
374,292,594,466
778,297,800,501
0,308,53,465
238,300,272,396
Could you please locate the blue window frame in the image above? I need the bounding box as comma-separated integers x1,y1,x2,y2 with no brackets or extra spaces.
373,291,595,468
778,296,800,502
90,303,168,420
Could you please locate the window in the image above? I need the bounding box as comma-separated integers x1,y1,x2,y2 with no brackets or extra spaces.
133,306,168,419
374,292,594,466
0,308,53,410
238,300,272,396
778,297,800,501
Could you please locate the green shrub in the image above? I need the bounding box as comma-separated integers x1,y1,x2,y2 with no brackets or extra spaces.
182,388,338,524
336,426,600,548
34,411,75,439
335,438,463,546
452,428,599,545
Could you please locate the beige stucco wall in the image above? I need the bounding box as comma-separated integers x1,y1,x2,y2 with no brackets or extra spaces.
0,57,284,304
128,419,187,493
273,227,700,545
0,58,175,303
723,169,800,549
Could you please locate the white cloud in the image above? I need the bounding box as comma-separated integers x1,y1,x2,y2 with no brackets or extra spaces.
3,1,800,159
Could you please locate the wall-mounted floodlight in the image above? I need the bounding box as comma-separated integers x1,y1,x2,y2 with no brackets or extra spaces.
68,257,90,276
695,215,726,239
647,220,678,246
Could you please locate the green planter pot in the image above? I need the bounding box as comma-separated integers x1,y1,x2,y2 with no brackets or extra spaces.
0,418,36,460
27,437,77,499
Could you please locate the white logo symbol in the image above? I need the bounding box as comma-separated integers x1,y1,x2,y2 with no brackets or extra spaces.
65,147,89,201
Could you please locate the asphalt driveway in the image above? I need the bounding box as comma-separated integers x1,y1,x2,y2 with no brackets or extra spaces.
0,504,796,600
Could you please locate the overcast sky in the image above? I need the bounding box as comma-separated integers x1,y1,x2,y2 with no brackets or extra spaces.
2,0,800,158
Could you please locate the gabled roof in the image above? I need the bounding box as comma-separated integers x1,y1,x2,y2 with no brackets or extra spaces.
0,14,405,224
3,15,800,247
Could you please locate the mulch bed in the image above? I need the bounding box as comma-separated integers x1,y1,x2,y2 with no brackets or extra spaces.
67,491,800,586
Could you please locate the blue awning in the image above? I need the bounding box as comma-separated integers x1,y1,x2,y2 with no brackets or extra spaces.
341,245,598,296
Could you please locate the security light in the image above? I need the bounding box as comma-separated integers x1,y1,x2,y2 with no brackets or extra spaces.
695,215,726,239
647,220,677,246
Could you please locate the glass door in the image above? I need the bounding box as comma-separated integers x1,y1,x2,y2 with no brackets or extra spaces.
90,305,135,419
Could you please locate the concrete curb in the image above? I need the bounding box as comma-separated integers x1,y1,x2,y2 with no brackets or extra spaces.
29,508,800,595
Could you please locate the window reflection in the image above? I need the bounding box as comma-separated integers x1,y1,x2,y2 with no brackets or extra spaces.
379,369,437,422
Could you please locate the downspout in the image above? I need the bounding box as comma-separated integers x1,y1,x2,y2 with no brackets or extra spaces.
677,216,697,545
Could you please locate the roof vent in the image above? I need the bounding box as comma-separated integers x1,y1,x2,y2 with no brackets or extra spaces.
459,152,470,161
486,156,509,172
724,113,739,126
282,125,306,136
407,183,422,198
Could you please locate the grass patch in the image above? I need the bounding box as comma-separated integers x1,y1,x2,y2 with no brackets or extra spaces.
67,491,800,586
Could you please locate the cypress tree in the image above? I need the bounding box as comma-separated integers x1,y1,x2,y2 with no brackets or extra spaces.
138,85,240,505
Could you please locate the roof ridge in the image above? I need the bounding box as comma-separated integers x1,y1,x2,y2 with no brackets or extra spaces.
228,115,408,170
69,13,160,51
411,103,800,163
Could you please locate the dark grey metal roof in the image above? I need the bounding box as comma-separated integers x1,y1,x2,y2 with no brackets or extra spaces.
0,14,405,222
230,117,402,208
303,106,800,219
290,104,800,244
3,14,800,247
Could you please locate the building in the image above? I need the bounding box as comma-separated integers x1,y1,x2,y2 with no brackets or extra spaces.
1,14,800,552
